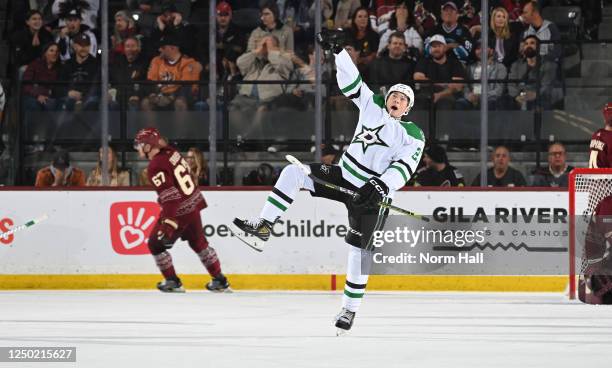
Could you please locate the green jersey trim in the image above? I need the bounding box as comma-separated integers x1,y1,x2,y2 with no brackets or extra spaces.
341,75,362,94
390,165,408,183
267,197,287,211
372,94,385,109
400,122,425,142
343,289,365,298
341,160,369,182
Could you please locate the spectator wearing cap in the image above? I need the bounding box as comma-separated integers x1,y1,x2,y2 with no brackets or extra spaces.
247,1,294,52
414,145,465,187
425,1,473,64
413,34,466,109
142,35,202,111
110,10,140,64
521,1,561,62
197,1,247,82
110,36,148,111
456,40,507,110
10,10,54,74
55,7,98,61
368,31,416,94
22,42,61,111
471,145,526,187
531,142,573,187
377,2,423,56
35,150,86,187
56,33,101,111
150,3,197,58
346,7,379,74
507,35,559,110
53,0,100,31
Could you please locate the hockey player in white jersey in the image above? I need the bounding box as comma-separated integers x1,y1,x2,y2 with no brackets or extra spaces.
231,30,425,333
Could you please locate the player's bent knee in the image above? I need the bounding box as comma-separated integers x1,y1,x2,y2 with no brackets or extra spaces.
148,236,167,256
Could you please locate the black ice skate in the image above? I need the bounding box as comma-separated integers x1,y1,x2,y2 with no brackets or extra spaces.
206,273,232,293
157,278,185,293
229,218,275,252
334,308,356,336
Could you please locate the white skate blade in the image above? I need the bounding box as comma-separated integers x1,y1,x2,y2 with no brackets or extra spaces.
336,328,350,336
159,287,185,293
208,286,234,293
229,223,265,252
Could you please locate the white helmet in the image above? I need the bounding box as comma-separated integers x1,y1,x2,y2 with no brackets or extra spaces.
385,83,415,116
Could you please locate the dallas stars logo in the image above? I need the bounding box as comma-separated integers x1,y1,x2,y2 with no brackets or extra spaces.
351,125,388,153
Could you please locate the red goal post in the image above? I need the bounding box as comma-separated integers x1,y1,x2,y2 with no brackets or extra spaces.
568,168,612,299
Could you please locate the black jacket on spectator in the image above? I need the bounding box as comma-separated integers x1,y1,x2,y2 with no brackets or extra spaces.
414,55,466,93
347,29,380,60
111,53,148,97
531,165,574,188
415,165,465,187
426,23,473,63
368,51,416,93
471,167,527,187
10,27,54,68
198,22,247,79
56,55,100,97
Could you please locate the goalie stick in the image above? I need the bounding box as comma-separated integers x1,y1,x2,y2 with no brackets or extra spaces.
285,155,429,222
0,214,49,240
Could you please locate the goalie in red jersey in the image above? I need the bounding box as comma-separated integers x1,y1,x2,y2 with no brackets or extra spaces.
134,127,230,293
589,102,612,168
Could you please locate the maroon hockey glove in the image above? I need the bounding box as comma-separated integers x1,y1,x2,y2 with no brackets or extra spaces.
157,218,179,246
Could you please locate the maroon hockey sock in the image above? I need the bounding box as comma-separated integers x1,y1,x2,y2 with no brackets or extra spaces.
153,251,178,280
197,247,221,277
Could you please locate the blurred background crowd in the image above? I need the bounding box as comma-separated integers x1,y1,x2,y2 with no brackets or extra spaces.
0,0,609,188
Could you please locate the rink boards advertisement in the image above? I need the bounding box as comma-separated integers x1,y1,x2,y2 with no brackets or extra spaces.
0,189,569,291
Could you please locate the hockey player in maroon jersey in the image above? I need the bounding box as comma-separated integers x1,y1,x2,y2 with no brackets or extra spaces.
134,127,230,292
581,196,612,304
589,102,612,168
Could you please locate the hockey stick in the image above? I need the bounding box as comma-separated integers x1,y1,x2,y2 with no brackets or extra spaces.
285,155,429,222
0,214,49,240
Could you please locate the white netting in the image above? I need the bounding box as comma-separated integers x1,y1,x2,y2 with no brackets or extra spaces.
572,172,612,273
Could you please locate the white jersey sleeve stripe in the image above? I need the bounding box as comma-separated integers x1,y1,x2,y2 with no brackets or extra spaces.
335,49,374,110
389,165,408,183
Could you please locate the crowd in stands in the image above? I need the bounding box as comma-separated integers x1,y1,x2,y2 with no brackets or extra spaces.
9,0,587,113
33,139,575,187
4,0,603,187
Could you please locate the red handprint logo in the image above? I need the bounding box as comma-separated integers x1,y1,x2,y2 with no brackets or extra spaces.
110,202,160,255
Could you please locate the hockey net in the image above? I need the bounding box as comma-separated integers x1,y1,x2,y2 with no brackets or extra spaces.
568,168,612,299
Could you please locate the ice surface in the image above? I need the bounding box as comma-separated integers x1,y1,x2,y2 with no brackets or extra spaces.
0,291,611,368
